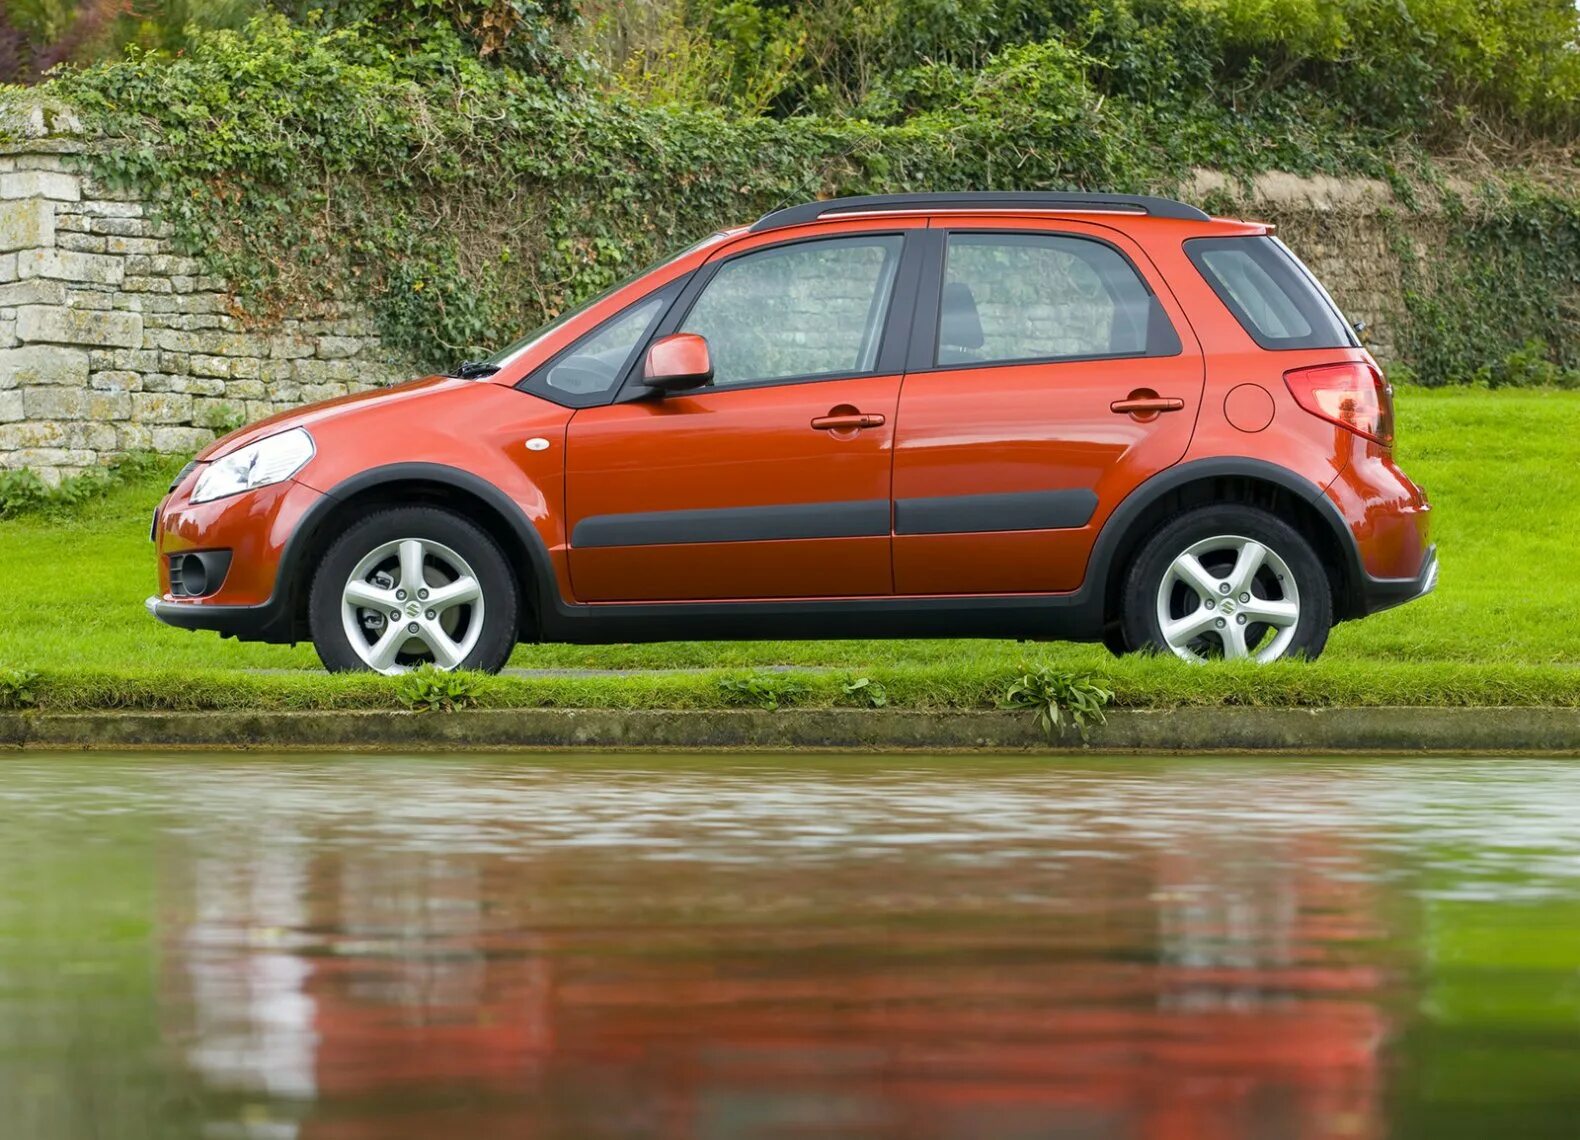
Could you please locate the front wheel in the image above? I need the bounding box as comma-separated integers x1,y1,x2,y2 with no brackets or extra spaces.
1119,505,1332,664
308,506,519,674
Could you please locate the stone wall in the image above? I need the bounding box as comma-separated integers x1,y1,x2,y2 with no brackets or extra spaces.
1,138,1420,482
0,140,408,484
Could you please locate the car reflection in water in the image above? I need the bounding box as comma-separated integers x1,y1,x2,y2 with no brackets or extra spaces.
146,761,1400,1140
8,755,1580,1139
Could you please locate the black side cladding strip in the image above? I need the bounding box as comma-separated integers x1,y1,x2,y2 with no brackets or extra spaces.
894,489,1099,536
572,499,892,548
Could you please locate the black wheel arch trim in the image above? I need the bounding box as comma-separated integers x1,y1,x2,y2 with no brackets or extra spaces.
1082,456,1368,620
297,463,560,633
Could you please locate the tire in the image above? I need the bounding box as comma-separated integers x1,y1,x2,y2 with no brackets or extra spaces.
1119,505,1332,664
1101,620,1131,658
308,506,519,674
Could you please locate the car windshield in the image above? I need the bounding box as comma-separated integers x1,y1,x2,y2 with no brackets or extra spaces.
483,232,729,368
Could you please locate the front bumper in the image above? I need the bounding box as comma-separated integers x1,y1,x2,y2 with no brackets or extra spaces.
1356,544,1438,616
146,594,298,643
149,478,326,644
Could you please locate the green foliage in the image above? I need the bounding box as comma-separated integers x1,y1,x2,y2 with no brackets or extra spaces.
16,17,1340,371
858,37,1101,124
840,676,888,708
1000,665,1113,740
718,672,807,710
591,0,1580,142
1471,340,1580,391
584,0,810,115
15,0,1580,141
0,667,41,709
15,5,1578,386
0,469,59,518
273,0,575,74
0,0,264,83
1393,189,1580,386
0,451,167,520
1,0,575,82
395,664,485,712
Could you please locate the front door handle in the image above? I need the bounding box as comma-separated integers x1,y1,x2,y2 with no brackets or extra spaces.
1110,395,1185,415
812,412,886,431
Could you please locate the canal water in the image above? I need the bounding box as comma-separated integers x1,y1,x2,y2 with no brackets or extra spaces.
2,753,1578,1139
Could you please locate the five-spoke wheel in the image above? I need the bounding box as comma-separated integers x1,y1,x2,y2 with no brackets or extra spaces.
1120,505,1332,664
1155,535,1301,662
309,507,518,674
338,538,485,672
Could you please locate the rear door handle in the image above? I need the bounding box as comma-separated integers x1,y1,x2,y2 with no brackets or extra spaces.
1110,396,1184,415
812,412,886,431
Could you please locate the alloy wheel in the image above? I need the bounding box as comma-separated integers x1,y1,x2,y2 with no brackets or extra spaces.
339,537,484,674
1154,534,1301,663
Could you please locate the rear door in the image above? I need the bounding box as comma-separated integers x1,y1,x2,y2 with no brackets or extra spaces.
564,225,921,602
891,219,1205,595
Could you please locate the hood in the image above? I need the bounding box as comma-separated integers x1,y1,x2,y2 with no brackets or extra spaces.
196,375,465,460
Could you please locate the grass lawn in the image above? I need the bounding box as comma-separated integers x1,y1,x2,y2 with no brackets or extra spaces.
2,385,1577,711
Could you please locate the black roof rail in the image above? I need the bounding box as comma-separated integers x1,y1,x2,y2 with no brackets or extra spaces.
749,191,1210,232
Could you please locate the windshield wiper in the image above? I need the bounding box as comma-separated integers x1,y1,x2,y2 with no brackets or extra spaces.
449,360,500,379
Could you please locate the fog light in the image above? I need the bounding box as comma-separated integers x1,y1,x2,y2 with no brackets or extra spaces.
168,550,232,598
178,554,208,597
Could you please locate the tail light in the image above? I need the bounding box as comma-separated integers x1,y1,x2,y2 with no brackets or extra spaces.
1284,361,1393,446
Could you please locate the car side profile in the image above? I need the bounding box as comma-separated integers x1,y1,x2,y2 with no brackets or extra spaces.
148,191,1435,673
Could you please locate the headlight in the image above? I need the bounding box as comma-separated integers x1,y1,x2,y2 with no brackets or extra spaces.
191,428,315,504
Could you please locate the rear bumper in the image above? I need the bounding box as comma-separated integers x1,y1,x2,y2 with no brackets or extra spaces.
145,594,297,643
1355,544,1438,616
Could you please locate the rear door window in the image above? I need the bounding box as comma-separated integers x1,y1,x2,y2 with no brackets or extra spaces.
1186,236,1357,350
934,232,1180,367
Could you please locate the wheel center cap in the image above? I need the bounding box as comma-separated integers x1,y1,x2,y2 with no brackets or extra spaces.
1219,598,1236,614
405,601,421,618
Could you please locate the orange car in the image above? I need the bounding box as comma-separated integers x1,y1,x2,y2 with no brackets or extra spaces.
148,192,1434,673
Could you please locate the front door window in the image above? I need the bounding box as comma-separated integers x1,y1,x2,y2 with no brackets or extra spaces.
679,235,904,387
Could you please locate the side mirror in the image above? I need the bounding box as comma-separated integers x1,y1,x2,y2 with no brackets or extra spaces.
642,333,713,393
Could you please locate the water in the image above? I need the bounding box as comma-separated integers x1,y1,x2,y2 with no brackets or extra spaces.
2,753,1579,1139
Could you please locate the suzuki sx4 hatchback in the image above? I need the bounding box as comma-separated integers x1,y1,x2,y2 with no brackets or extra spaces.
149,192,1436,673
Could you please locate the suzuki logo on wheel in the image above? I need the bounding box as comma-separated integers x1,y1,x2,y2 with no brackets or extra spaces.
405,601,421,618
1220,599,1236,613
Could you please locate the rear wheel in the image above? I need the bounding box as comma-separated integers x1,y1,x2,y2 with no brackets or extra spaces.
309,506,518,674
1101,621,1131,658
1120,505,1332,663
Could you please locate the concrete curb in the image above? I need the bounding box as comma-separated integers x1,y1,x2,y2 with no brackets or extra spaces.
2,706,1578,753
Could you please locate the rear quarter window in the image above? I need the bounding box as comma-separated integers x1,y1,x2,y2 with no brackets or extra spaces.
1185,236,1357,351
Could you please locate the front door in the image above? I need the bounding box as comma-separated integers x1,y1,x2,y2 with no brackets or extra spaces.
892,221,1205,595
565,229,914,602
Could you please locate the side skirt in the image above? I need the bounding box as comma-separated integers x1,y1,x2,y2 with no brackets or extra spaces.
535,590,1106,645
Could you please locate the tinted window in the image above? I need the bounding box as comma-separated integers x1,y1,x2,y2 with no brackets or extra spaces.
1186,236,1357,350
523,288,674,407
680,235,904,387
936,233,1179,367
543,294,668,397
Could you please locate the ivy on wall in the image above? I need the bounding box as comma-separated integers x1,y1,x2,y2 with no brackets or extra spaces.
1393,188,1580,388
13,15,1577,384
